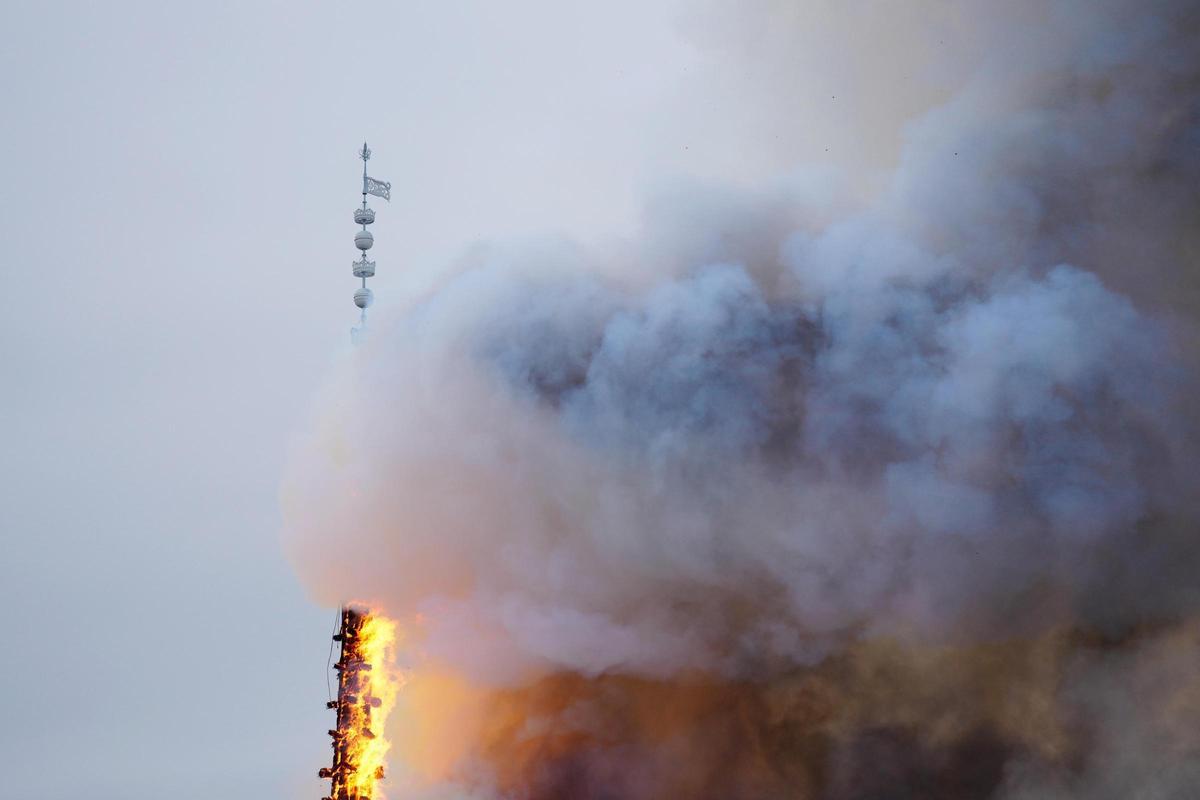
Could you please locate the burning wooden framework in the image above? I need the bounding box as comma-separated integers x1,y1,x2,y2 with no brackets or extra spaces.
319,606,386,800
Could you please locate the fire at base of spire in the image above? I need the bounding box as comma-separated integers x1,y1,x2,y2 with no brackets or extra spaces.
320,606,401,800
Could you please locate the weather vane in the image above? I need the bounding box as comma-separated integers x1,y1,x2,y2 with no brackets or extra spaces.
351,141,391,343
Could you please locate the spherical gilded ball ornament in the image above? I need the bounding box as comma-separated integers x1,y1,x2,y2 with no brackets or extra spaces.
355,230,374,251
354,287,374,309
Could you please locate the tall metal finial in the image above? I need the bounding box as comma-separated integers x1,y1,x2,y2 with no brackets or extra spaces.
351,141,391,343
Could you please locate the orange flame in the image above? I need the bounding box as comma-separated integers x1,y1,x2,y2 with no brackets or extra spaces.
325,608,402,800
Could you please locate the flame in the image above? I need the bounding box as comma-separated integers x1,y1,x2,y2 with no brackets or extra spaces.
349,614,401,796
326,608,403,800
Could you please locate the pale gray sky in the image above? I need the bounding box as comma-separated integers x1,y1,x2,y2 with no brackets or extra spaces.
0,2,698,797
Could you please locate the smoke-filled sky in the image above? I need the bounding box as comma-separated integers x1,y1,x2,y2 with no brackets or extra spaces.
3,2,1199,799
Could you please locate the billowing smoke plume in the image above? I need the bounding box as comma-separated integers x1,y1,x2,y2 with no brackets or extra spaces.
283,0,1200,796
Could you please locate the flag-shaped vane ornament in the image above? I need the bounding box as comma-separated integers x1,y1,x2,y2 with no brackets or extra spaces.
365,176,391,201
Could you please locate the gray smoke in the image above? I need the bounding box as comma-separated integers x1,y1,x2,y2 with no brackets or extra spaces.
283,0,1200,796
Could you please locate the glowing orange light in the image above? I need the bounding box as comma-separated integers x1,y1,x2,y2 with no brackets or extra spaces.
322,608,402,800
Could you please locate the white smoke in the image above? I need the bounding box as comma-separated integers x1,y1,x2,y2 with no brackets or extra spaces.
282,0,1200,795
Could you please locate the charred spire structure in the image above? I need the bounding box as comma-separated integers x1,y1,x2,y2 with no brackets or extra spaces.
319,607,386,800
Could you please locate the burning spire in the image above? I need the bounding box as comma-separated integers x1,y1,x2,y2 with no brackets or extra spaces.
318,144,400,800
319,606,399,800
